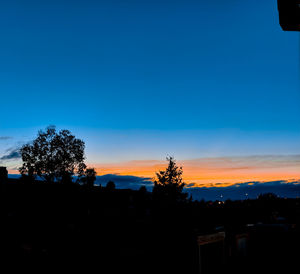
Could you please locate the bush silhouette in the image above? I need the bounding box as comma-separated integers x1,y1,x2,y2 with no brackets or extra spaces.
106,181,116,190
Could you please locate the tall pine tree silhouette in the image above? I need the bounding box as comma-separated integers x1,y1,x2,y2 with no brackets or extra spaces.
153,157,187,204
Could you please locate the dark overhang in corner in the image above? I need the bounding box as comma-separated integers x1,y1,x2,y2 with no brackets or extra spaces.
278,0,300,31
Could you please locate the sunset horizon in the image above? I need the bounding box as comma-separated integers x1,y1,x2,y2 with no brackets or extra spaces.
4,147,300,188
1,0,300,196
1,2,300,272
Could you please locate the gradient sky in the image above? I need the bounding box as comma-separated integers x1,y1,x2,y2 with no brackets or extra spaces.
0,0,299,186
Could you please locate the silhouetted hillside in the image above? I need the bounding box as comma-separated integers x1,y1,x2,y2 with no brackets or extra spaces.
8,174,300,200
1,175,300,274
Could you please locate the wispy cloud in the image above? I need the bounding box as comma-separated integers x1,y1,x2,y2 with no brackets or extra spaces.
0,147,21,161
0,136,12,141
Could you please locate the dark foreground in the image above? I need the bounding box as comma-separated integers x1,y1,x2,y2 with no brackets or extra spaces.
1,179,300,274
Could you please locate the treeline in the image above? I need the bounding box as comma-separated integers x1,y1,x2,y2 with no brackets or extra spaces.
2,174,300,273
1,126,300,273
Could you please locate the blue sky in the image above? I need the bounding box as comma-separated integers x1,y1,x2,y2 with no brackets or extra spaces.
0,0,299,186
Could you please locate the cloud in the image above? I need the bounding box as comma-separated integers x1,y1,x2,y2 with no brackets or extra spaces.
94,174,153,190
0,136,12,141
0,147,21,161
186,180,300,201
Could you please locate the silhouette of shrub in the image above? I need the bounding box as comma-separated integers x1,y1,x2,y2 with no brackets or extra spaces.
106,181,116,190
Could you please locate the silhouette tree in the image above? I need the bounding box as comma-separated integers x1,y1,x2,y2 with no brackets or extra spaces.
106,181,115,190
19,126,86,183
82,168,97,188
153,156,187,203
139,185,147,193
20,173,35,184
258,192,278,200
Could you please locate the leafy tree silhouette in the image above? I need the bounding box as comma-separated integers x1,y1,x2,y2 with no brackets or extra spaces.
153,156,187,204
19,126,86,183
82,168,97,188
20,173,35,184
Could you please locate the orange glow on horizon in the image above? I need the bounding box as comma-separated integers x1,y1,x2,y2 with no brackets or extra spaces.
88,156,300,187
7,155,300,188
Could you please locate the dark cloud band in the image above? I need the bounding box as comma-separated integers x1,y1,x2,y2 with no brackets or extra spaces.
0,148,21,161
0,136,12,141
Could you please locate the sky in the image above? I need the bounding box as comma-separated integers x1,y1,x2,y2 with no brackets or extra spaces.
0,0,300,191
